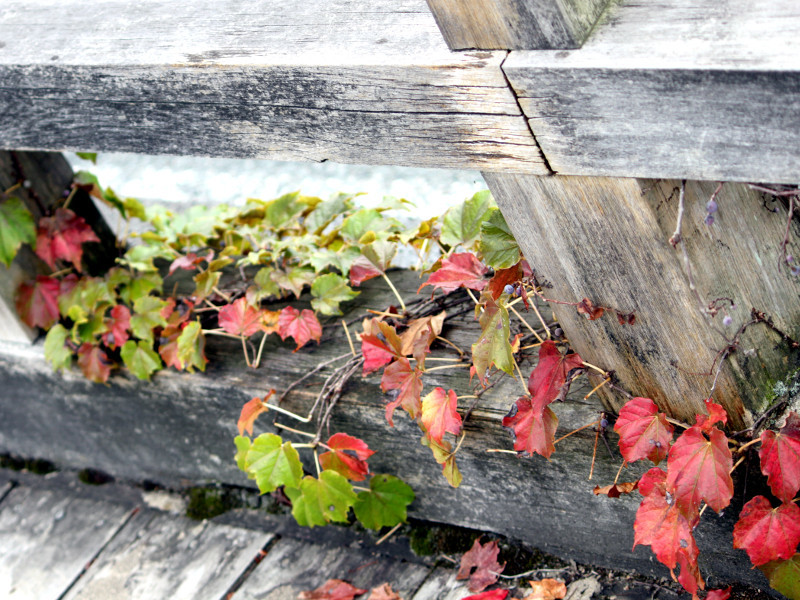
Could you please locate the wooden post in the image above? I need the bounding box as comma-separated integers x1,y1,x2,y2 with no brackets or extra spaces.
485,173,800,427
424,0,612,49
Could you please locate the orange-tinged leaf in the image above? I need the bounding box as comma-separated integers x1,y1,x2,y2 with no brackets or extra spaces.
523,579,567,600
486,260,526,300
278,306,321,351
593,481,639,498
527,341,583,406
367,583,402,600
666,425,733,514
695,398,728,433
77,342,112,383
35,207,99,271
614,397,674,465
360,319,403,375
381,358,423,426
398,312,444,357
421,388,462,444
319,432,375,481
168,250,213,276
16,275,60,328
759,412,800,503
298,579,367,600
349,255,383,286
237,390,274,436
502,396,558,458
418,252,488,295
733,495,800,566
260,309,281,335
457,538,505,593
218,297,264,337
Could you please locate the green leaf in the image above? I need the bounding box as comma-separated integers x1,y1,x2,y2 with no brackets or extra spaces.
479,208,520,269
440,190,494,249
176,321,207,372
311,273,360,316
471,293,513,383
130,296,168,343
0,196,36,267
74,310,107,344
193,269,221,302
122,244,173,272
118,271,163,305
75,152,97,164
264,191,303,228
272,266,314,298
44,324,72,372
234,435,252,473
73,170,100,187
340,208,393,242
761,554,800,599
245,433,304,494
285,470,357,527
353,474,414,530
308,246,361,274
306,192,355,235
120,340,162,380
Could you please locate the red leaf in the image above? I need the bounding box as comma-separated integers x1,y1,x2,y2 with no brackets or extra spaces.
695,398,728,434
218,297,264,337
502,396,558,458
457,538,506,593
360,319,403,375
76,343,112,383
463,591,509,600
381,358,423,426
349,255,383,287
16,275,60,328
527,341,583,407
168,250,213,276
487,260,525,300
633,468,700,573
614,397,674,465
733,495,800,566
593,481,639,498
102,304,131,349
667,425,733,514
418,252,488,295
278,306,321,351
398,312,444,358
705,588,731,600
298,579,367,600
319,432,375,481
421,388,462,444
35,208,99,271
759,412,800,503
576,298,604,320
237,392,274,436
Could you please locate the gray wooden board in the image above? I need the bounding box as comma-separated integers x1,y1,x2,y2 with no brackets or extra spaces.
0,0,545,173
231,537,430,599
62,509,271,600
0,485,132,600
503,0,800,182
409,568,470,599
425,0,612,50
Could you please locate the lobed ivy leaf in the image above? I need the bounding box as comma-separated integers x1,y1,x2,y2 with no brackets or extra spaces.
398,311,445,358
43,323,72,372
528,340,583,406
237,393,274,437
120,340,162,380
471,293,513,385
311,273,359,316
234,435,251,472
298,579,367,600
349,240,397,286
502,396,558,458
0,196,36,267
193,269,221,302
486,260,529,300
381,358,423,425
35,208,100,272
421,387,462,444
305,192,355,235
130,296,169,344
759,411,800,503
278,306,322,351
102,304,131,349
420,434,462,488
77,342,112,383
440,190,494,249
479,208,520,269
285,470,358,527
695,398,728,433
418,252,488,295
272,266,314,298
457,538,506,593
733,495,800,566
360,318,403,375
319,432,375,482
218,297,264,337
16,275,60,329
614,397,674,465
353,473,415,530
245,433,303,494
176,320,207,372
117,271,162,305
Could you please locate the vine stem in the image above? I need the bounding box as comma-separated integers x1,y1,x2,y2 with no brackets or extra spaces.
737,437,762,453
554,420,600,445
376,523,403,545
584,377,610,400
665,417,690,429
485,448,518,454
203,329,243,340
730,455,746,475
413,356,462,363
213,286,232,303
252,331,269,368
526,297,552,340
313,449,321,477
613,460,627,485
423,364,470,373
62,185,78,210
240,334,252,367
436,335,466,356
293,443,316,449
589,427,600,480
342,319,356,356
509,304,544,343
581,361,608,376
512,358,529,395
2,182,22,196
273,422,314,438
381,272,406,312
263,402,312,423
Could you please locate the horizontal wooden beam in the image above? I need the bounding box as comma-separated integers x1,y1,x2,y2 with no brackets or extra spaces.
425,0,612,50
0,0,545,173
503,0,800,182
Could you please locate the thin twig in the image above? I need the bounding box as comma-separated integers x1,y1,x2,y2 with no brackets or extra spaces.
376,523,403,545
436,335,466,356
423,364,470,373
381,272,406,312
554,420,600,445
613,460,627,485
342,319,356,357
509,304,544,343
584,377,610,400
273,422,315,438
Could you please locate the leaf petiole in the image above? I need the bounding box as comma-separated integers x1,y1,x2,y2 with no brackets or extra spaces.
509,304,544,343
736,437,762,453
381,272,406,312
553,420,600,445
262,402,312,423
423,364,470,373
313,449,321,476
273,422,315,438
342,319,357,356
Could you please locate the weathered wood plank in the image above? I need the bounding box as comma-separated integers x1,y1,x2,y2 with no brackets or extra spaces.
485,173,800,427
503,0,800,182
0,1,545,173
410,568,471,599
231,537,431,599
62,509,271,600
0,485,132,600
425,0,612,50
0,269,769,587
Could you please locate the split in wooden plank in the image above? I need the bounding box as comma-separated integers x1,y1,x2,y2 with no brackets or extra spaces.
231,537,431,599
0,486,132,600
485,172,800,427
425,0,613,50
502,0,800,182
0,0,545,173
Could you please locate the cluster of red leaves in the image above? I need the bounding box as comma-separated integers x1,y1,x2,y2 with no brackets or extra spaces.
218,297,320,351
35,207,99,272
502,341,583,458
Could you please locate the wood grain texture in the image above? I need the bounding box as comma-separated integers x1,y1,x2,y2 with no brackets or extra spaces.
425,0,611,49
485,173,800,427
0,0,545,173
409,568,471,599
62,509,270,600
0,486,132,600
503,0,800,182
0,270,767,586
232,537,430,599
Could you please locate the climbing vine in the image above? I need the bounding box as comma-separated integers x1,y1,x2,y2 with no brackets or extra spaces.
1,165,799,598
